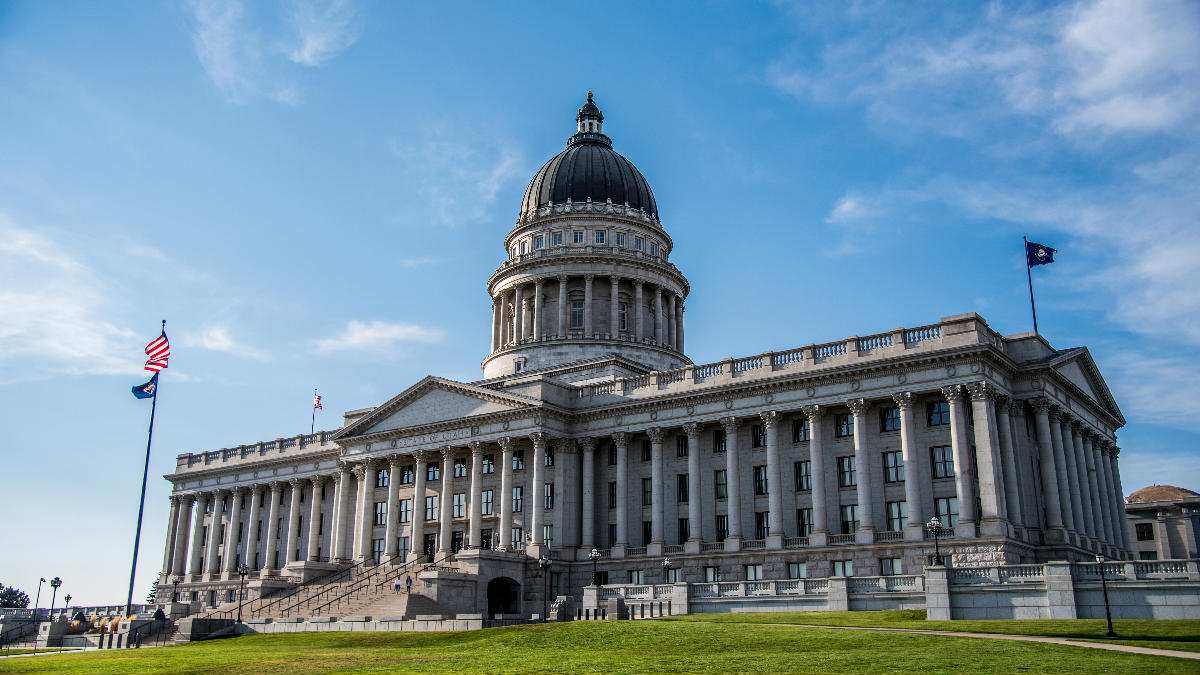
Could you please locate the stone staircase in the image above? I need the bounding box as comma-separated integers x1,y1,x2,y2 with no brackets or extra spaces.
331,589,450,620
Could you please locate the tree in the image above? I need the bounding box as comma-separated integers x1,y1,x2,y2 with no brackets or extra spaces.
147,579,159,604
0,584,30,609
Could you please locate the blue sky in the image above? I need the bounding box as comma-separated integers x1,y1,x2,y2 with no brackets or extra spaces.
1,0,1197,605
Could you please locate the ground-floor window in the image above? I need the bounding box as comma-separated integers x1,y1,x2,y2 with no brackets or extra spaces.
629,569,644,585
832,560,854,577
372,538,385,564
745,564,764,581
881,557,902,576
788,562,807,579
705,566,722,582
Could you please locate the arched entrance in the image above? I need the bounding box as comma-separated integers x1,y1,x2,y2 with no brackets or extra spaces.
487,577,520,617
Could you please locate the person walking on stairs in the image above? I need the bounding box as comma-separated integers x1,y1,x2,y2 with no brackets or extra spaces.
405,576,413,593
394,578,401,594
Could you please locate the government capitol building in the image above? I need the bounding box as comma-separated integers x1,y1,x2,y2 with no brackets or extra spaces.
157,94,1136,621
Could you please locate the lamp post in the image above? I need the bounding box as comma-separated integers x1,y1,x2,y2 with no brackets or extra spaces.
236,564,249,624
661,558,673,583
171,576,182,605
589,548,601,586
63,595,71,615
927,517,944,566
48,578,62,621
1096,555,1117,638
33,577,45,622
538,555,552,622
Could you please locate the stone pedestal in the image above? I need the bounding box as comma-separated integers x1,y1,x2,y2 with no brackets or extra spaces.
684,539,701,554
765,535,783,550
723,537,742,553
826,577,849,612
924,566,950,620
1044,561,1077,619
855,528,875,545
903,524,925,542
979,518,1008,537
611,544,627,559
808,531,828,547
646,542,663,557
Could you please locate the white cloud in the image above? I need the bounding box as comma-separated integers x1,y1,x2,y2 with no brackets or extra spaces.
1107,353,1200,429
182,325,267,360
315,320,443,354
285,0,361,67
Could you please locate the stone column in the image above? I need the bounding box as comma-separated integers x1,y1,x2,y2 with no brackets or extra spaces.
308,477,325,561
722,416,742,547
499,292,510,346
513,284,525,342
530,433,547,547
533,280,544,340
654,286,664,345
1110,446,1131,551
243,488,262,570
635,282,645,341
491,297,501,352
284,478,303,564
802,406,829,546
352,462,372,561
613,432,629,549
583,275,594,337
556,276,568,338
224,488,244,574
263,484,283,571
648,427,665,550
942,386,977,537
610,276,621,337
469,442,484,548
762,411,784,546
1087,433,1113,545
893,393,924,540
383,459,401,561
994,396,1025,537
580,437,596,549
438,448,454,555
667,294,677,351
684,423,702,549
162,495,180,576
172,494,195,576
495,440,513,551
847,399,877,542
1047,408,1078,539
676,300,685,352
1059,417,1086,537
204,490,227,577
967,382,1007,536
1029,399,1066,539
1071,421,1097,544
333,462,354,561
188,493,209,577
409,450,428,561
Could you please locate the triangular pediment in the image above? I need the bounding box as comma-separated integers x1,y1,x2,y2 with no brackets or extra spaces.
1048,349,1125,425
333,377,538,440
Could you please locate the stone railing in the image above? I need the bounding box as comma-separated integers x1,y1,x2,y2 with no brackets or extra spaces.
874,531,903,543
950,560,1200,587
783,536,809,548
179,430,337,469
741,539,766,550
828,534,857,545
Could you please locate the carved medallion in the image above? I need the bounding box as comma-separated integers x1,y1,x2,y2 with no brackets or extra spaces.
686,404,695,415
650,410,659,420
503,420,510,431
946,365,957,377
850,380,860,392
764,393,774,404
805,386,815,397
896,372,907,384
724,399,734,410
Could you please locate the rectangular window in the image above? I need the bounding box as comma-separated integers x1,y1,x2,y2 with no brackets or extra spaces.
573,230,584,244
794,460,812,491
928,401,950,426
594,230,606,245
400,465,414,484
837,456,857,487
608,523,617,547
399,498,412,523
552,231,563,246
715,514,729,541
544,447,554,467
751,424,766,448
713,428,726,453
481,489,493,516
453,492,466,518
663,567,680,583
841,504,860,533
424,496,437,521
880,406,901,432
1135,523,1155,541
608,481,617,510
570,300,584,329
935,497,959,527
534,235,544,249
745,564,764,581
642,477,653,506
543,524,554,548
881,558,902,576
616,232,626,247
397,536,410,561
835,413,854,437
931,446,955,478
788,562,808,579
1139,551,1158,560
619,303,628,331
427,464,440,481
753,465,769,495
482,454,495,474
513,449,525,471
374,501,387,526
511,527,523,549
754,511,770,540
832,560,854,577
642,521,652,547
629,569,644,585
376,469,390,488
714,470,728,499
544,482,555,510
676,434,689,457
886,500,908,531
641,440,651,462
608,446,617,465
678,518,690,543
371,538,385,564
650,242,658,256
797,508,814,536
883,451,905,483
793,418,810,443
512,486,524,513
677,474,689,502
705,566,723,582
454,458,468,478
635,236,645,251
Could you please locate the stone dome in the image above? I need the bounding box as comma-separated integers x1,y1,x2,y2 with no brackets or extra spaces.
519,93,658,220
1126,485,1200,503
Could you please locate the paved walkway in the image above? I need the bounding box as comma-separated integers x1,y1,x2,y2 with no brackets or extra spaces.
786,623,1200,661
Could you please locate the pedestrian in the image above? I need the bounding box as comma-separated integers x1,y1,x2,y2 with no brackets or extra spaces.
405,576,413,593
393,578,401,595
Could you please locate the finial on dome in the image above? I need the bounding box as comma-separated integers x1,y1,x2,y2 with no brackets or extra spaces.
587,90,593,102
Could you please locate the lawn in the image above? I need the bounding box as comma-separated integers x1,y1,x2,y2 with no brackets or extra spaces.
0,617,1197,675
664,610,1200,654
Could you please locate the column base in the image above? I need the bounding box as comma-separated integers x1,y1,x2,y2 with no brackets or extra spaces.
611,544,627,559
684,539,701,554
405,552,424,564
808,531,828,547
646,542,664,557
765,534,784,550
855,528,875,545
723,537,742,553
903,524,925,542
979,518,1009,537
525,543,549,560
953,521,976,538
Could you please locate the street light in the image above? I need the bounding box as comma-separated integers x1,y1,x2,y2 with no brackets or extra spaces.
48,578,62,621
1096,555,1117,638
171,576,182,605
33,578,46,622
588,548,601,586
927,517,944,566
538,555,552,623
237,564,250,623
661,558,673,583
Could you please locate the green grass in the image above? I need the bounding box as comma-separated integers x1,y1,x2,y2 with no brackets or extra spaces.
664,610,1200,654
0,648,81,656
0,617,1197,675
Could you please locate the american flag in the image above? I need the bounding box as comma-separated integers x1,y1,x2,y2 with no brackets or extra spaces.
313,394,323,410
144,331,170,372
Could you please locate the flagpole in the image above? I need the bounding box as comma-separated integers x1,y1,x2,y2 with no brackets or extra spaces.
311,388,317,435
125,320,163,618
1024,236,1039,334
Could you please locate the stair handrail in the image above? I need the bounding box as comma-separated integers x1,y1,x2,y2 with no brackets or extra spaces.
274,552,410,618
301,551,454,618
198,556,370,621
281,553,414,618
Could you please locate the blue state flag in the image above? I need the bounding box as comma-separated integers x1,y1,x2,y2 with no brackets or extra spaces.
1026,241,1056,267
132,373,159,399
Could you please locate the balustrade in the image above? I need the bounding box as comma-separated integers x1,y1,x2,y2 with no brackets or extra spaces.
856,334,893,351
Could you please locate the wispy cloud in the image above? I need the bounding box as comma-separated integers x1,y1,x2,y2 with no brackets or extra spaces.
285,0,361,66
1118,448,1200,499
315,320,443,354
182,325,268,360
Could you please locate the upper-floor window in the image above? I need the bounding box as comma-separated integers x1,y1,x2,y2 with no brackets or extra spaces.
840,504,859,533
424,496,437,521
935,496,959,526
544,447,554,467
570,300,585,329
835,413,854,438
650,242,658,256
789,561,808,579
676,434,688,457
714,469,728,499
1135,523,1155,541
573,231,584,244
398,498,412,523
642,477,653,506
745,563,764,581
880,406,901,432
520,240,528,254
713,428,726,453
883,451,904,483
453,457,468,478
793,418,810,443
837,456,856,487
482,454,495,474
426,464,440,481
594,230,606,245
375,469,389,488
634,237,645,251
552,231,563,246
677,474,689,502
928,401,950,426
886,500,907,531
753,465,768,495
619,303,628,331
751,424,766,448
400,465,414,484
794,460,811,491
481,490,493,516
512,449,525,470
616,232,626,247
931,446,954,478
452,492,466,518
641,440,652,462
534,235,544,249
544,482,555,510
